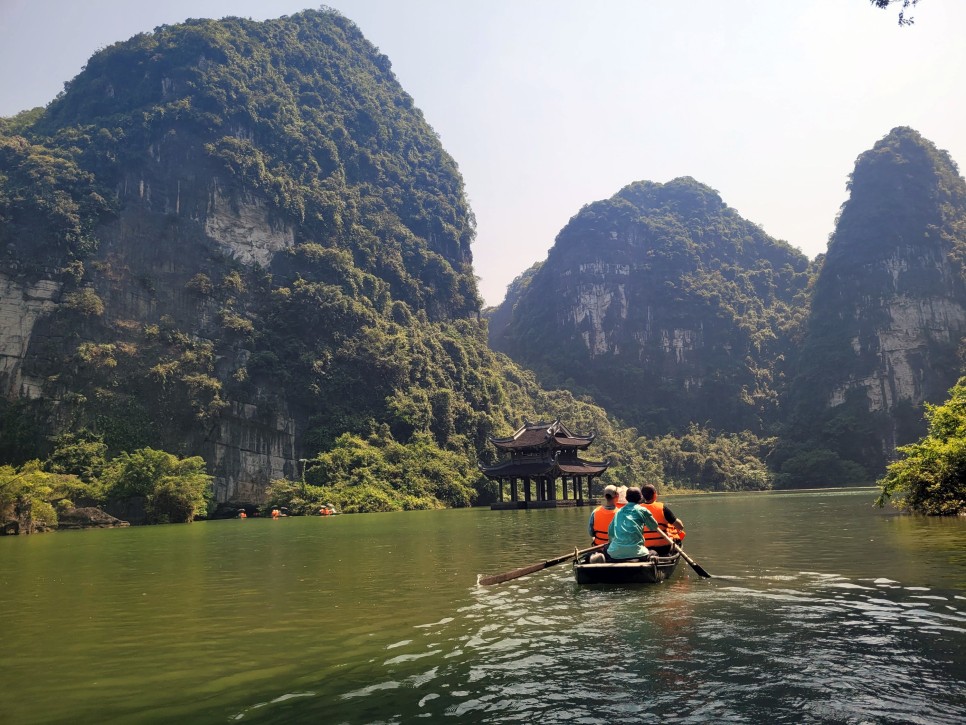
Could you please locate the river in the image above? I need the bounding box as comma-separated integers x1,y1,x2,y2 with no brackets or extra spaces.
1,488,964,723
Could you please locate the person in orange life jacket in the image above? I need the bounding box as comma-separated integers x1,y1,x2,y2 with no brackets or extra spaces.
640,483,685,556
588,484,620,545
605,486,660,561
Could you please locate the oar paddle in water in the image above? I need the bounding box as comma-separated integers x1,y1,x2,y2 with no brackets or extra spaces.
478,543,608,586
656,528,711,578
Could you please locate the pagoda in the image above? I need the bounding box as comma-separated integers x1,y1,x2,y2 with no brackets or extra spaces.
480,419,610,509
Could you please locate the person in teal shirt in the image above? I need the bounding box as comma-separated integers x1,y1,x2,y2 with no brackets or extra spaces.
606,486,659,561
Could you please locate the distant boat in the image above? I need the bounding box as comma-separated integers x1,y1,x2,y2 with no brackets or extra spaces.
573,550,681,585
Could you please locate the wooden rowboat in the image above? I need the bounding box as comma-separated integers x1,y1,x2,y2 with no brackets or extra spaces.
573,550,681,585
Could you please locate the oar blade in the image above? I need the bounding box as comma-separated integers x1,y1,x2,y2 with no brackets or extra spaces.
678,550,711,578
477,543,607,586
478,561,547,586
689,561,712,579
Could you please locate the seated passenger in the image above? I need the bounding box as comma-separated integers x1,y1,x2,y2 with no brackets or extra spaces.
605,487,659,561
640,484,686,556
588,484,620,546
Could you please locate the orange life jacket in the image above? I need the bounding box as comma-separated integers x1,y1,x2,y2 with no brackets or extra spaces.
640,501,685,548
590,506,617,545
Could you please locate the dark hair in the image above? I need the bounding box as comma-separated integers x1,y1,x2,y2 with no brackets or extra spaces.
625,486,643,503
642,484,657,503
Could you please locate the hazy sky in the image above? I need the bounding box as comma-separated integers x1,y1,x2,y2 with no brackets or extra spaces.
2,1,964,305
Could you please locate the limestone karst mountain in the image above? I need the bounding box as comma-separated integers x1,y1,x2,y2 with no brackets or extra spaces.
489,130,966,486
778,127,966,484
488,176,815,436
0,9,554,509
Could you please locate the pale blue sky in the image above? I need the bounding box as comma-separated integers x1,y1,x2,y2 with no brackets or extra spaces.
2,1,964,305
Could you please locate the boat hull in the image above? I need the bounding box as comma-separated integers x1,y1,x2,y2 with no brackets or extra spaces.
573,552,680,584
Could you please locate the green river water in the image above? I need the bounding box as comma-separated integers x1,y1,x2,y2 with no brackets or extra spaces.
1,487,964,724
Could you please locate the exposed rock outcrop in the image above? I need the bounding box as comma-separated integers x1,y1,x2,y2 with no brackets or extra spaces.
57,506,130,529
0,274,62,398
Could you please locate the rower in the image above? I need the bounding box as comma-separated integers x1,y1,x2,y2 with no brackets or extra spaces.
640,484,685,556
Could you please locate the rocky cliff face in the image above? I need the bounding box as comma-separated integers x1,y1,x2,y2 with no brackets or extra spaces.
489,177,813,435
784,127,966,482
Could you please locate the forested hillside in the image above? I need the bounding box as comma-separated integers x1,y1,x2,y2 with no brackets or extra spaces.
0,9,659,513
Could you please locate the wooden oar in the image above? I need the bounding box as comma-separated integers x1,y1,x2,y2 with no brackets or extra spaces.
656,528,711,578
478,543,608,586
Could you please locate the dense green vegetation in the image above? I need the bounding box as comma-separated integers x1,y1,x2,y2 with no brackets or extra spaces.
0,432,211,530
0,133,113,278
637,425,774,492
1,8,774,519
877,377,966,515
34,9,477,319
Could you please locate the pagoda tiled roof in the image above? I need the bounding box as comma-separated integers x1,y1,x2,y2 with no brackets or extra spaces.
489,419,595,450
479,457,609,478
556,459,609,475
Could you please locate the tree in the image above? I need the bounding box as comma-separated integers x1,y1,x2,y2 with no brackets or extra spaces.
102,448,212,523
871,0,920,26
876,377,966,515
45,430,108,483
0,460,95,531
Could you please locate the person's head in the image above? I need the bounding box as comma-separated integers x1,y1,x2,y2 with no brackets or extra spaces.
602,484,618,503
625,486,643,504
642,484,657,503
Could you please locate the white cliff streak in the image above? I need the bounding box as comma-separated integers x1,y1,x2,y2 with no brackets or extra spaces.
205,183,294,267
0,274,61,398
829,294,966,411
572,281,627,356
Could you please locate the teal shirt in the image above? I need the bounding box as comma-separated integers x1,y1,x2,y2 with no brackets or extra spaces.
606,503,659,560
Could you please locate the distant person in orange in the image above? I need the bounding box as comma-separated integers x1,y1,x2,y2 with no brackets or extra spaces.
239,510,247,519
640,484,685,556
271,508,280,519
588,484,620,545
